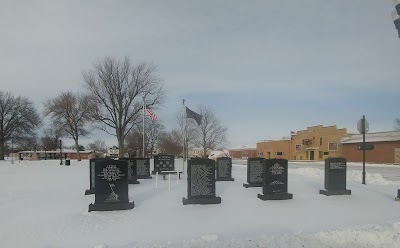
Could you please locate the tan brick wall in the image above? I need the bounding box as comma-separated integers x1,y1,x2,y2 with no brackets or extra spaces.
291,125,347,161
257,140,290,160
395,148,400,164
342,141,400,164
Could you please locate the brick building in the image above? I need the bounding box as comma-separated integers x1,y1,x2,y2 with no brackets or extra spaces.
257,140,291,160
229,145,257,159
341,131,400,164
290,125,347,161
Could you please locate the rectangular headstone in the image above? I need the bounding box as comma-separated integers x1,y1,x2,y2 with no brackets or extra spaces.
320,157,351,196
183,158,221,205
258,159,293,200
88,160,134,211
85,158,101,195
135,158,152,179
243,157,264,188
216,157,234,181
119,158,140,184
152,155,175,174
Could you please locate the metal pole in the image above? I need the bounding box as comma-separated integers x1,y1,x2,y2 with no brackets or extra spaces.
182,99,186,173
362,115,366,185
60,140,63,165
11,139,14,164
44,147,47,160
143,97,145,158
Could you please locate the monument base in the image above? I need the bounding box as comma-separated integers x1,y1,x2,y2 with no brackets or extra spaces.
216,178,234,181
88,201,135,212
257,193,293,200
137,176,152,179
243,183,262,188
182,197,221,205
319,189,351,196
128,180,140,184
84,188,95,195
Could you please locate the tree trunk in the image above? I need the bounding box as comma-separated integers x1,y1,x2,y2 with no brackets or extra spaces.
0,140,5,160
74,139,81,161
117,130,124,158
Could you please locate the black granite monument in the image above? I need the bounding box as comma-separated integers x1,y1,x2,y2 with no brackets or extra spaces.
243,157,264,188
119,158,140,184
135,158,152,179
88,160,134,212
319,157,351,196
396,189,400,201
215,157,234,181
152,155,175,174
183,158,221,205
258,159,293,200
85,158,101,195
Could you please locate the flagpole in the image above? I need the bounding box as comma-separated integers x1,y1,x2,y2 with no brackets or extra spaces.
142,97,145,158
182,99,186,173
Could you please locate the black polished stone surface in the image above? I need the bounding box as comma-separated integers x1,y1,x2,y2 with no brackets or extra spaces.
183,158,221,205
243,157,264,188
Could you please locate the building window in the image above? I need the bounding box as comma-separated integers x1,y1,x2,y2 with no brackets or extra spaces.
319,151,323,159
295,144,301,152
324,152,329,155
328,143,338,151
320,138,322,145
275,152,284,156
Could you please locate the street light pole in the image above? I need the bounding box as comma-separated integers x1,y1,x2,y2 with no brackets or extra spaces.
59,140,63,165
44,146,47,160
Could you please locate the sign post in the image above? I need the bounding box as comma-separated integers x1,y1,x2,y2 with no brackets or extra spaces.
357,116,369,185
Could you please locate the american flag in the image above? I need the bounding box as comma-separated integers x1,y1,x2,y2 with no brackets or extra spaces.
145,107,157,121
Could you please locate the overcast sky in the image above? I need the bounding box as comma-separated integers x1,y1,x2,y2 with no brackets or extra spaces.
1,0,400,148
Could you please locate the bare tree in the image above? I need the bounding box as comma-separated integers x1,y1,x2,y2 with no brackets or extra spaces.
191,105,228,157
83,57,166,157
40,127,63,151
158,130,183,156
86,139,107,152
124,120,165,157
43,92,94,161
0,91,42,160
395,118,400,131
146,120,165,156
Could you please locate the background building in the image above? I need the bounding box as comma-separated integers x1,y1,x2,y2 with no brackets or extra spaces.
229,145,257,159
290,125,347,161
257,140,291,160
341,131,400,164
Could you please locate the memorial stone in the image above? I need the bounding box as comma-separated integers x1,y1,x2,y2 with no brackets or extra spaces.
183,158,221,205
319,157,351,196
243,157,264,188
215,157,234,181
119,158,140,184
258,159,293,200
152,155,175,174
88,160,134,211
135,158,152,179
396,189,400,201
85,158,101,195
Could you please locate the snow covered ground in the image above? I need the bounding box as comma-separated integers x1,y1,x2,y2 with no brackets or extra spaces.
1,159,400,248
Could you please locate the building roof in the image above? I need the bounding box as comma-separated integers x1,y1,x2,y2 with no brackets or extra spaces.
341,131,400,144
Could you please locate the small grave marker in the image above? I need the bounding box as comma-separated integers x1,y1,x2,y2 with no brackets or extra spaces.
243,157,264,188
88,160,134,212
215,157,234,181
258,159,293,200
319,157,351,196
183,158,221,205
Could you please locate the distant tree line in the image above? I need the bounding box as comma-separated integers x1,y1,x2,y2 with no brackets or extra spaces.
0,56,228,160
